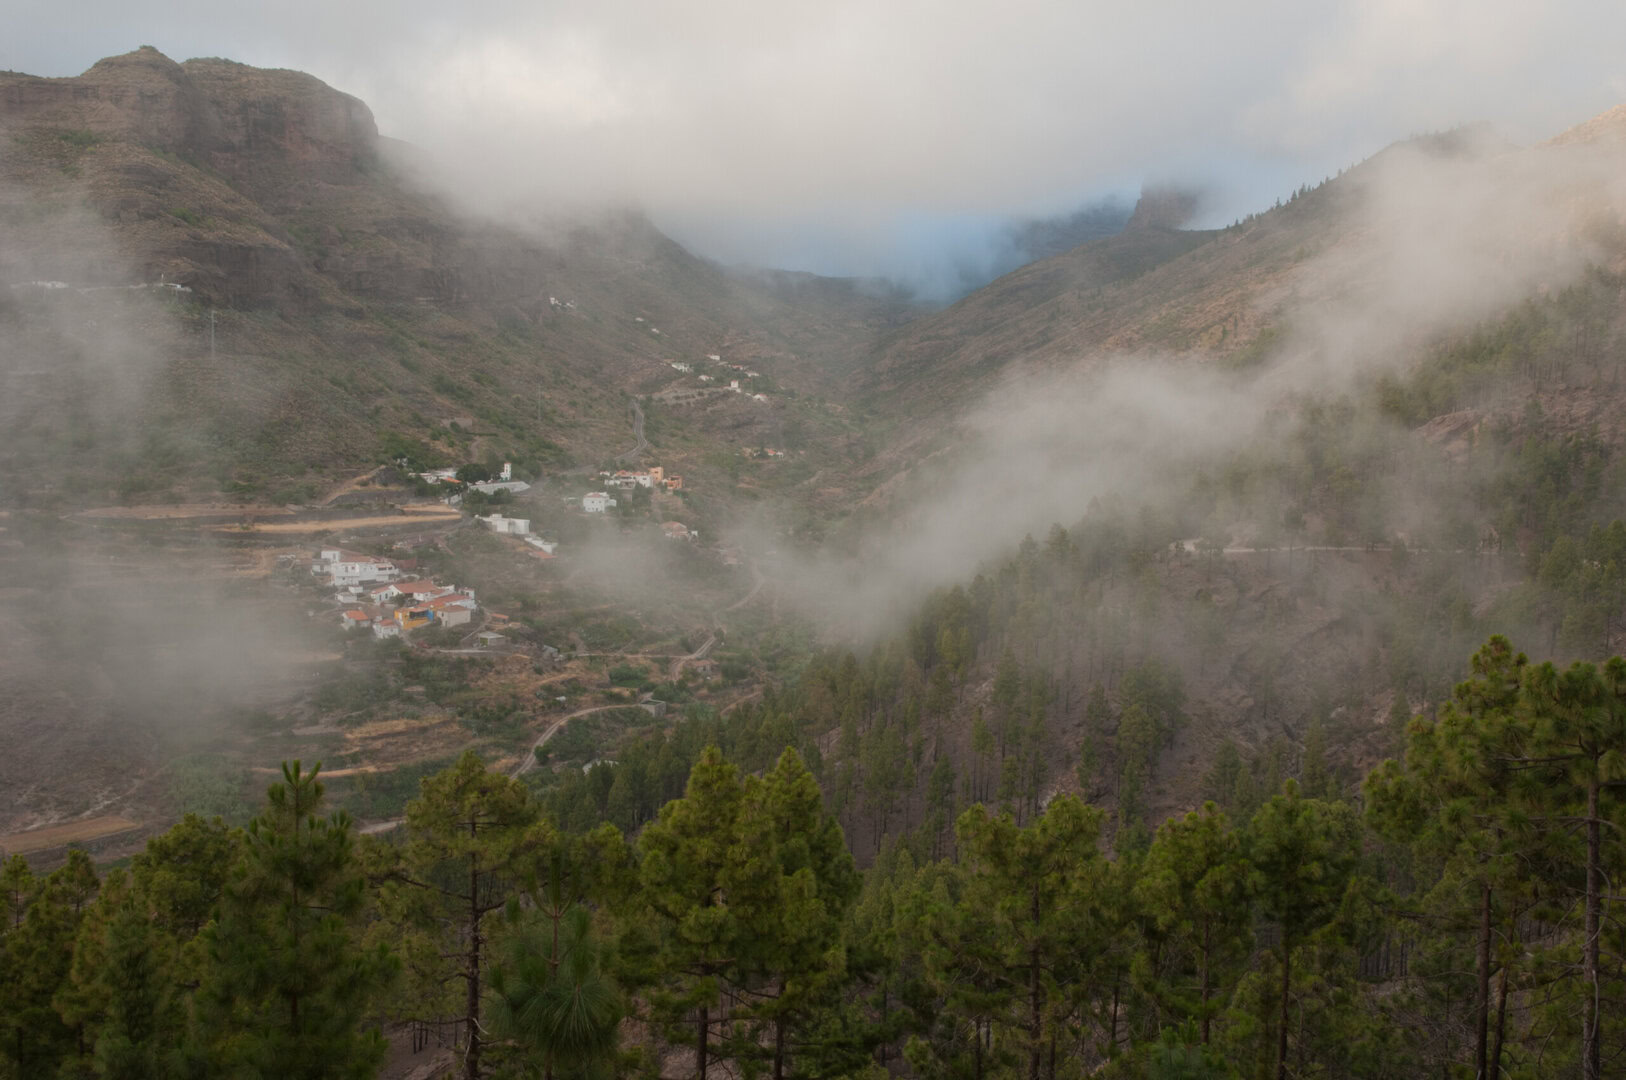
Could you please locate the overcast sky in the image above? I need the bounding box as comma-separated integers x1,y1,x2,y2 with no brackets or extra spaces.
7,1,1626,293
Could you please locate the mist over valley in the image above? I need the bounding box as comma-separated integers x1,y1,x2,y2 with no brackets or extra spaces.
6,13,1626,1079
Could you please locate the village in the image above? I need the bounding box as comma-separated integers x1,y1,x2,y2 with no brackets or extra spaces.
299,439,735,660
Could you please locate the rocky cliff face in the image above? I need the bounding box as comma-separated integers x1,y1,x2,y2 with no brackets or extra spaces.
0,47,379,196
0,47,448,309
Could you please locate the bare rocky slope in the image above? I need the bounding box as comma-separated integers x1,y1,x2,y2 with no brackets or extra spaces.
0,47,920,505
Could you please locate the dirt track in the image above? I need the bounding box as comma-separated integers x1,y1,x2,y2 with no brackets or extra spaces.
213,507,461,534
0,815,140,855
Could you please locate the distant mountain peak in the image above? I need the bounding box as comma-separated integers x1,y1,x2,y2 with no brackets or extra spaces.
1125,184,1203,230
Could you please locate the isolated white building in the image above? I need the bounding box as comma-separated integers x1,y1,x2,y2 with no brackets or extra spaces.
582,492,617,513
706,353,721,361
479,514,531,536
670,361,692,373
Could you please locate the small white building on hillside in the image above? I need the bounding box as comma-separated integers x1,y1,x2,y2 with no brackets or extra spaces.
582,492,617,513
480,514,531,536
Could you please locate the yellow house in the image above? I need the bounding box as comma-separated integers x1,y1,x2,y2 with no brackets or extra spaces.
394,605,434,631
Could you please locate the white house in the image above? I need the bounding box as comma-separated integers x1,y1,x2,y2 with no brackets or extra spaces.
479,514,531,536
582,492,617,513
751,393,768,403
706,354,721,362
669,361,692,373
329,555,399,588
499,462,512,481
525,537,559,554
729,380,740,392
371,620,402,640
340,609,373,630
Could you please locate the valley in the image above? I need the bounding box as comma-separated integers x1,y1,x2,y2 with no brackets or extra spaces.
10,38,1626,1079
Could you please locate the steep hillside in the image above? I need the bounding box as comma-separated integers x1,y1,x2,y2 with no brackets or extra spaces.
0,48,918,505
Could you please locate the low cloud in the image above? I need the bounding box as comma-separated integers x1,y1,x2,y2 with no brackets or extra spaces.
5,1,1626,280
762,126,1626,637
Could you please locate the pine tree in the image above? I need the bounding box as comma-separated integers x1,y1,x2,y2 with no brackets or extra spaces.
191,761,398,1080
634,747,748,1078
0,851,90,1076
91,883,182,1080
944,797,1105,1080
1246,781,1361,1080
489,903,622,1080
380,750,543,1080
1366,636,1533,1080
1135,804,1250,1044
731,749,860,1079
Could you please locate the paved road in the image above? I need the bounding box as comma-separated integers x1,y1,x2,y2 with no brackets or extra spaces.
614,399,649,463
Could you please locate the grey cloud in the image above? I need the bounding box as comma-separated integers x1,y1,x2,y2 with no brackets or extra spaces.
5,1,1626,279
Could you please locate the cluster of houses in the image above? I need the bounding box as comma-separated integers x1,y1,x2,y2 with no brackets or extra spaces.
312,548,489,642
598,466,683,493
413,461,531,497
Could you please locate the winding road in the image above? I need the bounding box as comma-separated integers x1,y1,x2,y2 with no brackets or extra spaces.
355,702,648,835
614,399,649,463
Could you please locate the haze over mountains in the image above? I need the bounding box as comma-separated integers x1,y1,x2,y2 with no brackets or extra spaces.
12,34,1626,1080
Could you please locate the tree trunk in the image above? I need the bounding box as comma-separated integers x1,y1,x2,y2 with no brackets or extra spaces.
1490,960,1509,1080
1108,976,1119,1056
773,1017,785,1080
1275,934,1291,1080
1029,884,1043,1080
1475,881,1491,1080
466,850,482,1080
697,1004,709,1080
1200,918,1212,1044
973,1017,983,1080
1584,778,1601,1080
